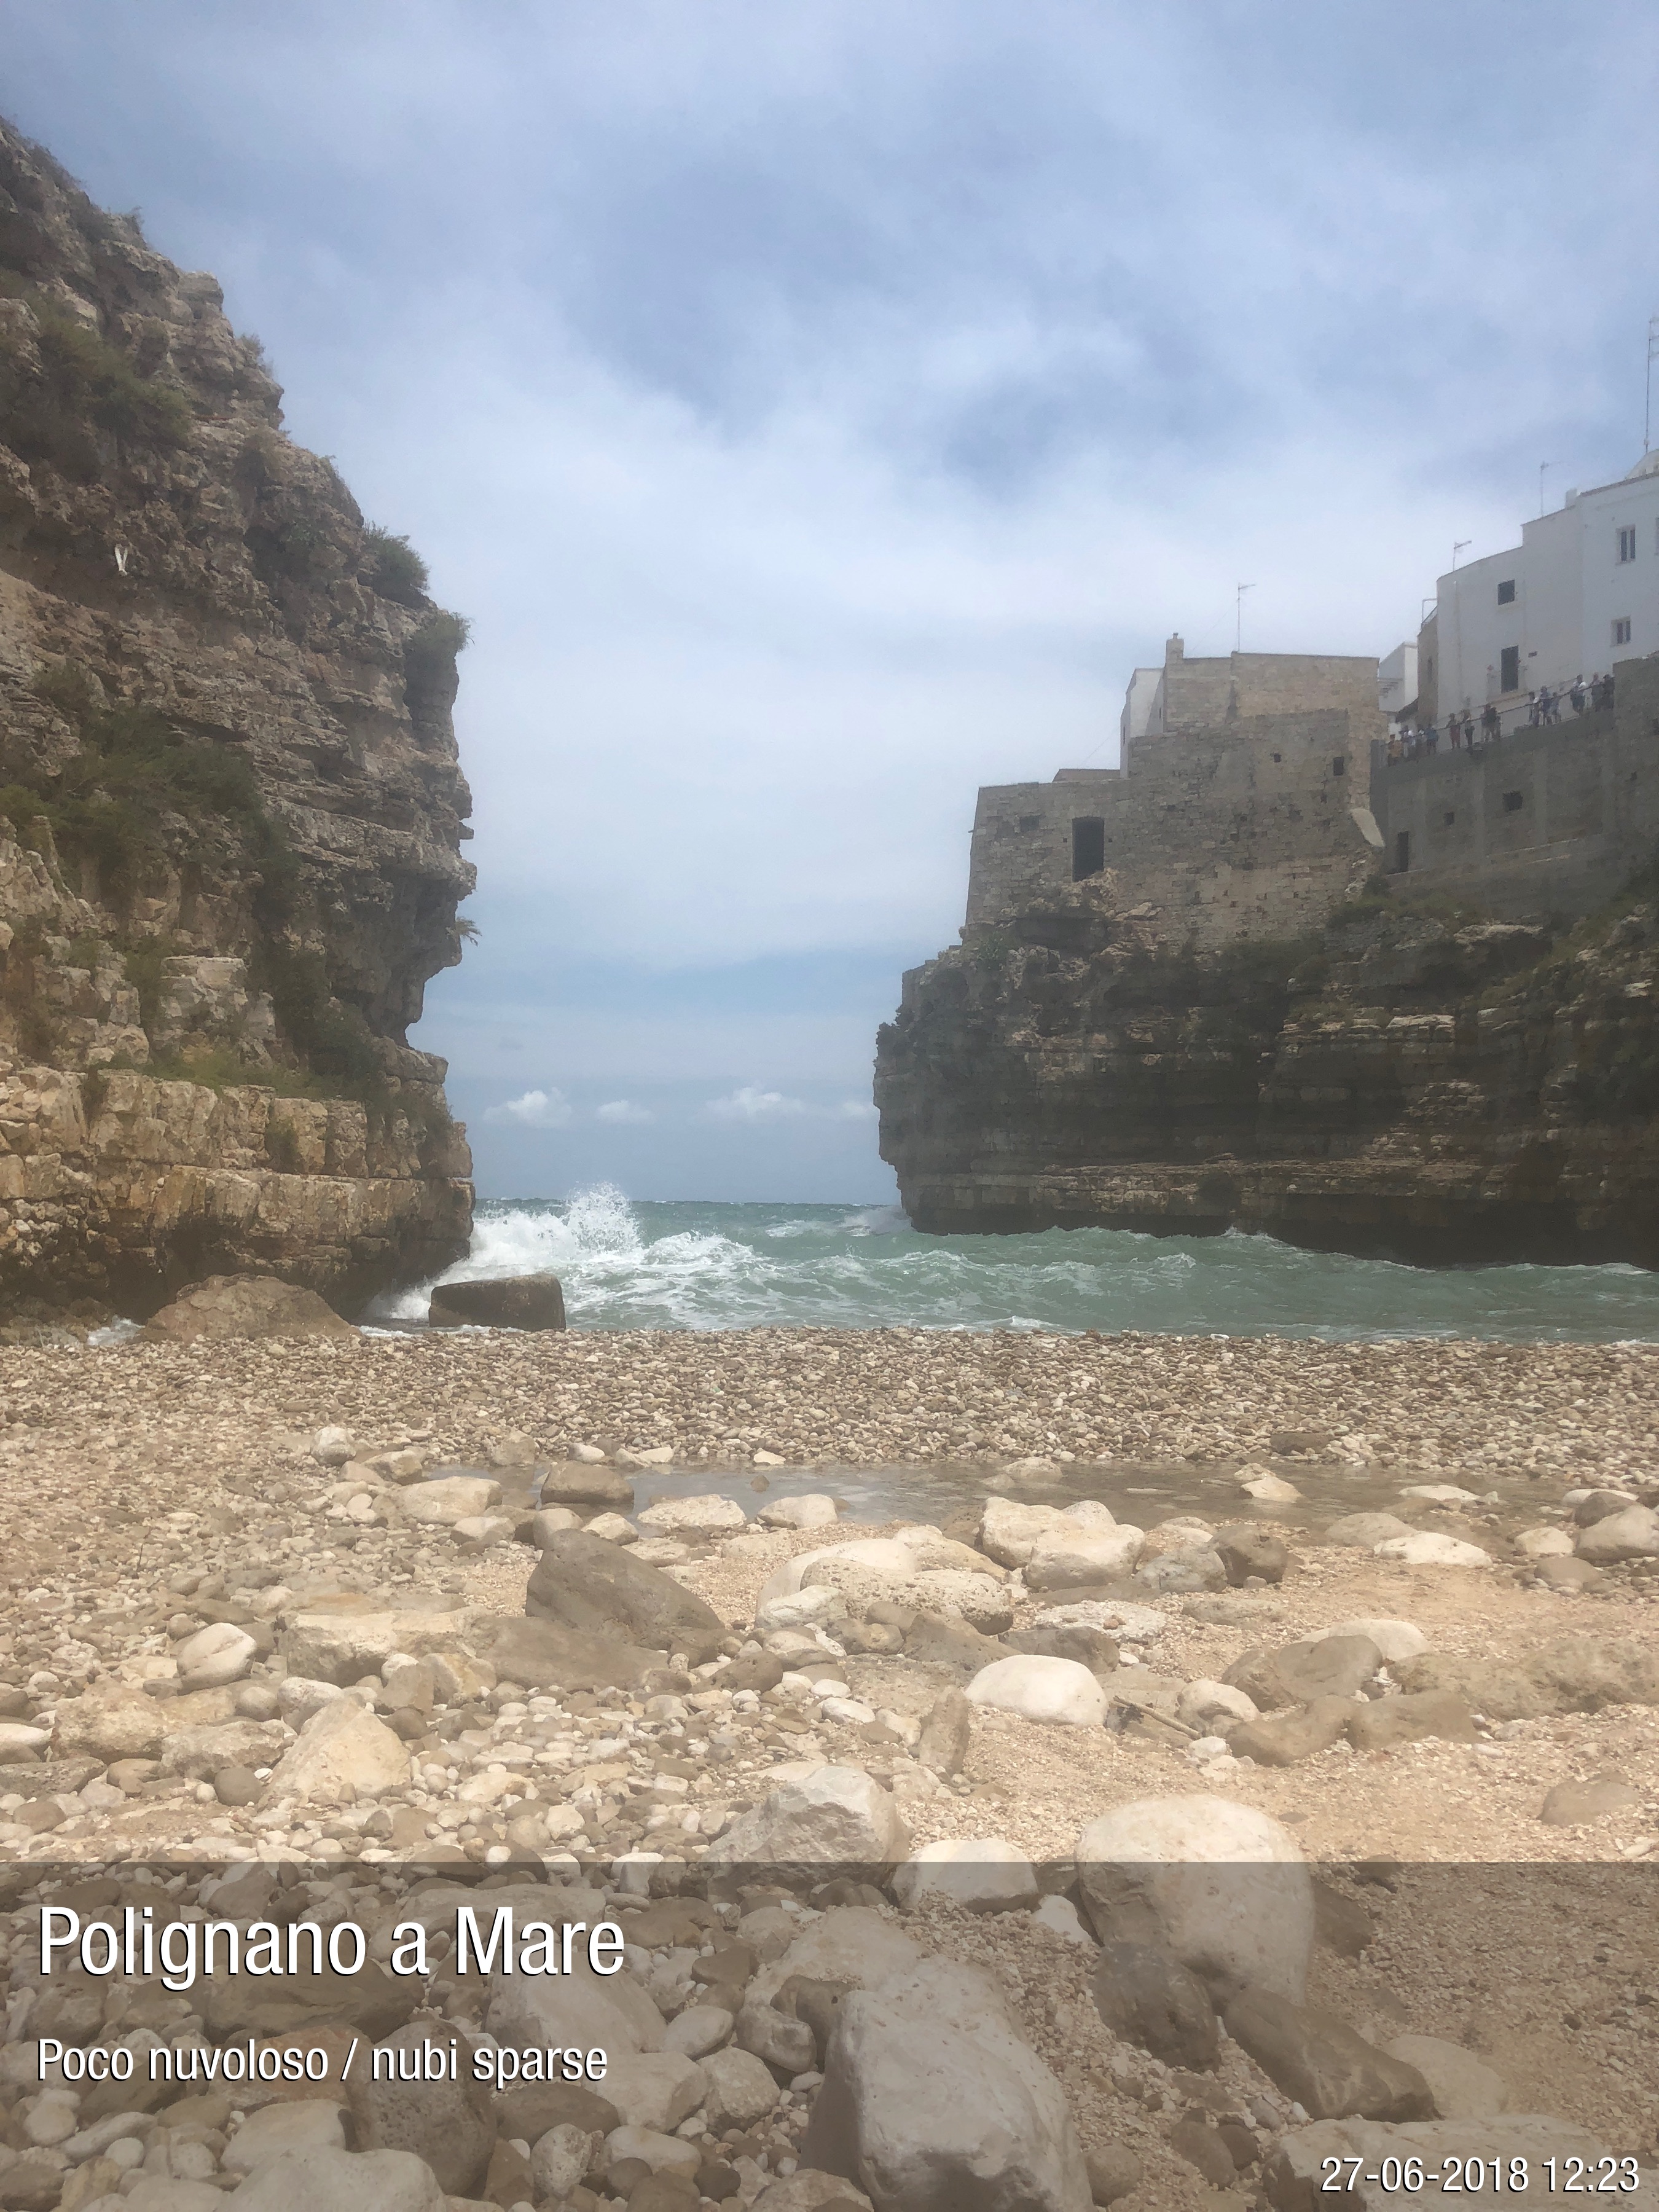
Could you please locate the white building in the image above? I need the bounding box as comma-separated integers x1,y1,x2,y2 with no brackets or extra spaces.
1378,640,1418,728
1421,449,1659,725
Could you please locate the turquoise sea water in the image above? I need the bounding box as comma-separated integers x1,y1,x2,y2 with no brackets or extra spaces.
369,1183,1659,1341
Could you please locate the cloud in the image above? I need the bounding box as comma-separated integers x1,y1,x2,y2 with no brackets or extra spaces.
484,1087,572,1129
835,1099,879,1121
595,1098,655,1124
705,1086,808,1123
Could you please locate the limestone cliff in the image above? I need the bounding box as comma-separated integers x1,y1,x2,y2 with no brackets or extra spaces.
876,879,1659,1266
0,122,474,1316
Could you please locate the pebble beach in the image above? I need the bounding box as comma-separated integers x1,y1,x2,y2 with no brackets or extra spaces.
0,1320,1654,2210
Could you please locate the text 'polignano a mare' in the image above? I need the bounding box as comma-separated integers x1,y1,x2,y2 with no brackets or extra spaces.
37,1905,626,1993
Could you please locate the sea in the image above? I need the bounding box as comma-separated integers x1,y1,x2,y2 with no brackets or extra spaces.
366,1183,1659,1343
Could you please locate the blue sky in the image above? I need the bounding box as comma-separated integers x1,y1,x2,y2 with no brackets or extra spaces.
6,1,1658,1201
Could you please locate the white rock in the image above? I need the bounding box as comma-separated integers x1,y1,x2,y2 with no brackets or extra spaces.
603,2125,700,2178
967,1655,1108,1728
1382,2036,1507,2120
1515,1526,1575,1559
1033,1894,1096,1945
636,1494,750,1537
664,2004,734,2059
0,1722,51,1757
265,1697,410,1803
398,1475,502,1525
822,1697,876,1726
222,2146,445,2211
489,1950,666,2057
1035,1598,1169,1641
1237,1471,1301,1503
1374,1533,1492,1568
710,1765,909,1880
1177,1679,1260,1730
979,1497,1070,1567
530,2123,594,2198
757,1493,842,1530
598,2050,707,2132
754,1907,922,2010
173,1620,259,1692
1060,1499,1119,1530
756,1585,849,1633
1399,1484,1481,1505
893,1838,1039,1913
1575,1504,1659,1563
701,2044,782,2128
582,1512,638,1543
311,1427,355,1467
276,1676,345,1725
224,2101,345,2171
1076,1794,1313,2002
753,1449,789,1467
1317,1618,1430,1662
798,1956,1091,2211
759,1539,921,1605
530,1507,583,1545
24,2088,78,2144
572,1443,609,1462
1024,1527,1145,1591
633,1445,676,1465
452,1513,516,1545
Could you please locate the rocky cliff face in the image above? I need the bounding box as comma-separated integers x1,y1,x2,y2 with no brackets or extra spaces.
877,876,1659,1266
0,122,474,1317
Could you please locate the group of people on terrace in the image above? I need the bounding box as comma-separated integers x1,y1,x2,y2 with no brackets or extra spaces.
1385,669,1616,763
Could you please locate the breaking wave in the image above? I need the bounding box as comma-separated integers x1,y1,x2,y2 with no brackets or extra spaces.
371,1185,1659,1340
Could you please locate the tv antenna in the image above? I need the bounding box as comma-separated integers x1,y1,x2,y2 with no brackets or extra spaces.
1646,315,1659,452
1234,582,1255,653
1452,539,1471,571
1539,461,1551,516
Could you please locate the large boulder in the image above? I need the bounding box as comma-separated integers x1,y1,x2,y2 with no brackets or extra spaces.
979,1497,1076,1568
1076,1795,1313,2002
398,1475,503,1526
1374,1532,1491,1568
279,1607,475,1687
143,1274,356,1344
427,1273,566,1330
799,1956,1092,2211
488,1953,666,2058
636,1494,750,1538
222,2147,445,2210
1091,1940,1218,2070
892,1839,1039,1915
53,1683,166,1763
350,2023,496,2196
471,1615,669,1693
1225,1988,1433,2121
539,1461,635,1510
1575,1504,1659,1563
1397,1636,1659,1720
266,1698,410,1804
1381,2036,1507,2121
1024,1527,1145,1592
709,1768,910,1886
967,1655,1108,1727
527,1530,726,1662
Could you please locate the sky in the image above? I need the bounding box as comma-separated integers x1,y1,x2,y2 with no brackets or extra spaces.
6,1,1658,1203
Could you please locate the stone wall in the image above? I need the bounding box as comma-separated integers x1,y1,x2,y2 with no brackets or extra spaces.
967,707,1379,947
1370,654,1659,922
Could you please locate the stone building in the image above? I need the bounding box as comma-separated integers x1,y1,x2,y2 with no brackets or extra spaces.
967,637,1386,947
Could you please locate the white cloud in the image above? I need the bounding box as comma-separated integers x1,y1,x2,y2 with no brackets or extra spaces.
835,1099,879,1121
706,1086,808,1123
595,1097,655,1124
483,1087,572,1129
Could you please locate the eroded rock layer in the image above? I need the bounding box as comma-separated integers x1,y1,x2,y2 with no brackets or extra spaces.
0,123,474,1312
876,885,1659,1265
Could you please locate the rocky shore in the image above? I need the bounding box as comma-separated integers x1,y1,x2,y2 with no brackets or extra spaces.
0,1325,1653,2208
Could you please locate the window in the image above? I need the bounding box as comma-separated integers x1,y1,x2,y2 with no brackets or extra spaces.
1614,618,1633,646
1330,756,1346,777
1017,814,1041,831
1497,578,1516,605
1072,817,1105,879
1271,752,1282,763
1500,645,1520,692
1425,656,1433,681
1443,811,1456,826
1617,527,1637,564
1503,790,1524,812
1394,830,1410,873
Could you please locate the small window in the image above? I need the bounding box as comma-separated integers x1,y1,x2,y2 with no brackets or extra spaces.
1330,756,1346,777
1394,830,1410,873
1017,814,1041,831
1072,817,1106,880
1425,655,1433,681
1271,752,1281,763
1497,578,1516,605
1500,645,1520,692
1443,810,1456,826
1617,526,1637,564
1503,790,1524,812
1614,618,1633,646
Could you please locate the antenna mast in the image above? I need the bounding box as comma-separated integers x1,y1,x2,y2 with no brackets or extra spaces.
1235,582,1255,653
1646,315,1659,453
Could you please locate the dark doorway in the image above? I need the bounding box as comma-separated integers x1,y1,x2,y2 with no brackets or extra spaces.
1394,829,1411,873
1072,817,1106,879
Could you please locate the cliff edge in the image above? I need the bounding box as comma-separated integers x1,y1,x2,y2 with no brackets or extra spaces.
878,847,1659,1268
0,122,475,1319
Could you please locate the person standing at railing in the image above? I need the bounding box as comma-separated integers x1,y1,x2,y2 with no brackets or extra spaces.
1481,702,1500,747
1570,678,1586,716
